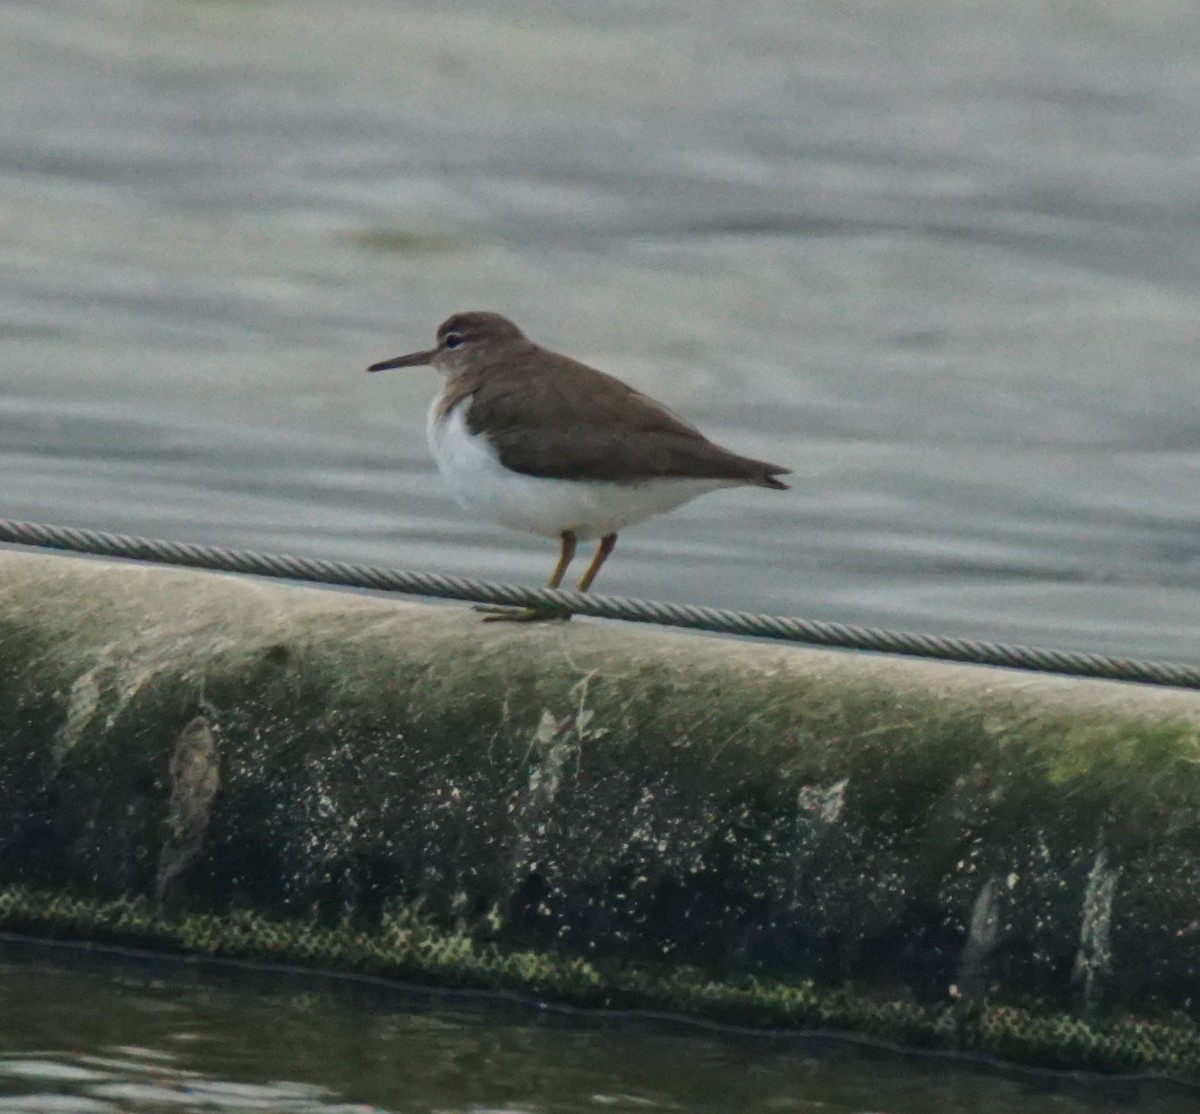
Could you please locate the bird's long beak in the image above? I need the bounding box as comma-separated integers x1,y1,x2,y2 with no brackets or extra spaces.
366,348,438,372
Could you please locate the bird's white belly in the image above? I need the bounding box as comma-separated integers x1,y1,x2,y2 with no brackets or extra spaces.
426,399,734,540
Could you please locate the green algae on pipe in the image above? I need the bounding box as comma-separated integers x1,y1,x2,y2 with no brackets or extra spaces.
0,549,1198,1073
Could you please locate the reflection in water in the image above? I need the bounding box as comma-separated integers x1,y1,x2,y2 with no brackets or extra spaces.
0,946,1197,1114
0,1051,380,1113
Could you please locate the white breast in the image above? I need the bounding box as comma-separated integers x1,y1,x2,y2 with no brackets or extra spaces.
426,397,736,541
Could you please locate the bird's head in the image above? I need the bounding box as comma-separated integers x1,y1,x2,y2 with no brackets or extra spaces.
367,311,527,377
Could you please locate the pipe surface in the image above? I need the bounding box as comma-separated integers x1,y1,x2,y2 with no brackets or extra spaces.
1,551,1198,1072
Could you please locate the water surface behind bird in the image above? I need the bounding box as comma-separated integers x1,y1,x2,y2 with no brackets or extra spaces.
5,1,1200,659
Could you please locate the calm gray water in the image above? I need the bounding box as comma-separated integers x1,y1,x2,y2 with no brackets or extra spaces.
6,0,1200,659
4,1,1200,1105
2,943,1197,1114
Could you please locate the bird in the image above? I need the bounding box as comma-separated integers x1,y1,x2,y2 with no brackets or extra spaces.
368,311,789,620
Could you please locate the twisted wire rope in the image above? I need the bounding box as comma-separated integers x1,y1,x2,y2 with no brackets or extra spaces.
2,517,1198,690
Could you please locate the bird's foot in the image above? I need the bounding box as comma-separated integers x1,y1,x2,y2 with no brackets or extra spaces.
474,604,573,623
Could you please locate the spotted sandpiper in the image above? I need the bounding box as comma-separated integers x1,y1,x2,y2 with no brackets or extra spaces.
368,312,789,620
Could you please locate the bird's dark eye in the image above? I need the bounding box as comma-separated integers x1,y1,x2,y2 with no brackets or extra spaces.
443,332,464,349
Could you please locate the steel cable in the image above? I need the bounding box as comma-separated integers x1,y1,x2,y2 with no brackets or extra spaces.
2,517,1198,690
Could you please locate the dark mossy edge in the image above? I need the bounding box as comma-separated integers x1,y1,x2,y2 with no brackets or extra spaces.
2,884,1196,1077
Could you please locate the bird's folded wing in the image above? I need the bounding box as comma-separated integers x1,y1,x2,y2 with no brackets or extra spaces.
491,427,775,483
465,356,789,485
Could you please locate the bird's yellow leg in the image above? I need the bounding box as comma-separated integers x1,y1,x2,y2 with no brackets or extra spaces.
576,532,617,592
547,529,577,589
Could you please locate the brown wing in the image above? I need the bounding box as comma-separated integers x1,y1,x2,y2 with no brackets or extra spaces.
465,350,790,488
